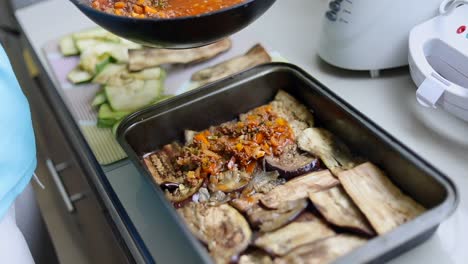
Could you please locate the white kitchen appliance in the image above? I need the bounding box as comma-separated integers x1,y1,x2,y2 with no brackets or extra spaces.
410,1,468,122
317,0,442,77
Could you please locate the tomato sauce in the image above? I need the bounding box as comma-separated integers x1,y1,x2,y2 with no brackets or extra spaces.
176,104,295,185
91,0,246,18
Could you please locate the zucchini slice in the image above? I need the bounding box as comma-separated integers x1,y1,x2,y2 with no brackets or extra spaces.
127,67,166,81
75,38,142,53
98,104,130,121
79,43,128,74
80,52,109,75
96,55,115,75
72,28,120,42
91,91,108,108
75,39,105,53
59,36,79,56
80,52,117,75
105,78,163,112
67,67,93,84
97,118,116,128
90,43,128,62
119,37,143,50
92,64,126,84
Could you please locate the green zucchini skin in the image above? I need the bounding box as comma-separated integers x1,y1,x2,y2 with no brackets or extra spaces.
67,67,93,84
59,36,79,56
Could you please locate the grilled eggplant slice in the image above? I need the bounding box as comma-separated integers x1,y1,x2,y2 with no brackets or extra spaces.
254,213,335,256
191,44,271,87
143,143,183,184
209,169,252,193
260,170,339,209
249,170,285,194
239,250,273,264
337,162,426,235
309,186,375,236
247,198,308,232
270,90,314,138
128,38,232,71
230,170,285,212
144,143,203,202
230,193,264,213
208,190,232,205
275,234,367,264
298,128,356,175
165,180,204,203
178,203,252,263
232,174,306,232
265,144,321,179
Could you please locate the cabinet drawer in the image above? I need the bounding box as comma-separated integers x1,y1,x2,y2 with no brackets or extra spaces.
45,146,130,264
32,89,131,263
66,164,129,264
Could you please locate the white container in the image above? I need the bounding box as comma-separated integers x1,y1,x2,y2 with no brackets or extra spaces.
317,0,442,76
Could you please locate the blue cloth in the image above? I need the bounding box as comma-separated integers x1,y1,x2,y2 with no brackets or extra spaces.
0,44,36,220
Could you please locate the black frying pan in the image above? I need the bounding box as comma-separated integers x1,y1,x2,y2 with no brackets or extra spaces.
69,0,276,49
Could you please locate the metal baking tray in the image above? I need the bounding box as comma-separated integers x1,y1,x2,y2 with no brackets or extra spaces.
117,63,458,264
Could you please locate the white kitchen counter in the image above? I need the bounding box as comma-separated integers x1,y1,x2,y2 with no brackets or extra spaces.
15,0,468,263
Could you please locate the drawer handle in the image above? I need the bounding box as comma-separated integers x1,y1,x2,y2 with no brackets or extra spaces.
46,159,85,213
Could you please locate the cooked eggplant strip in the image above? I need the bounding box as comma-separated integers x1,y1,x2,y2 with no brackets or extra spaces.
247,198,308,232
254,213,335,256
143,142,184,184
230,193,264,213
337,162,426,235
232,174,308,232
230,170,285,213
260,170,339,209
275,234,367,264
208,190,232,205
248,170,285,194
309,186,375,236
209,169,252,193
191,44,271,87
143,143,204,202
265,144,321,179
294,211,318,222
165,180,204,203
178,203,252,263
128,38,232,71
239,250,273,264
270,90,315,138
298,128,356,175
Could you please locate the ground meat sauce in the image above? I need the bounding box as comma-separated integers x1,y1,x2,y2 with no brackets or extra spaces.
91,0,246,18
176,104,295,188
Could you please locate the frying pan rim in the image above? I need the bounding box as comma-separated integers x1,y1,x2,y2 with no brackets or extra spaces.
70,0,258,22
